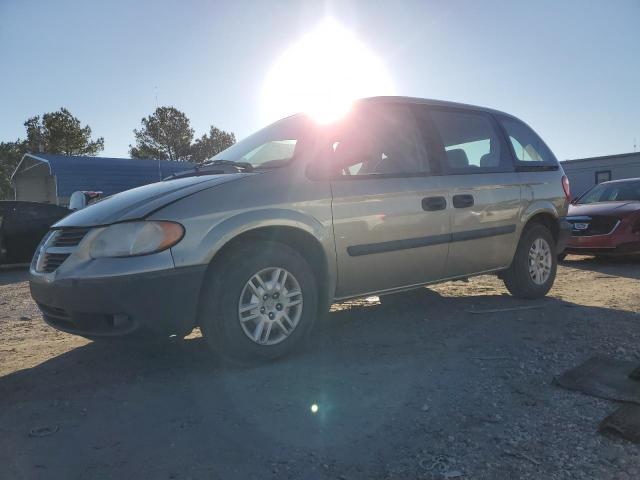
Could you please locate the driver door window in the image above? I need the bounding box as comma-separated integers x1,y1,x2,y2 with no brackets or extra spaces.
331,105,430,176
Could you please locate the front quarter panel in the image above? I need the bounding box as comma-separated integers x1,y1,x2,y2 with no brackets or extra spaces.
149,170,336,289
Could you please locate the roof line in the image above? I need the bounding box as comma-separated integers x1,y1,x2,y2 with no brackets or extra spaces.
10,153,52,181
562,152,640,163
356,95,514,117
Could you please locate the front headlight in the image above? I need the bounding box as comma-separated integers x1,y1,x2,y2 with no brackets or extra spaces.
88,221,184,258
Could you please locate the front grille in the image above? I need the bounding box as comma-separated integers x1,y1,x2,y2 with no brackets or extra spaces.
50,227,91,247
569,215,620,237
35,227,91,273
40,252,71,272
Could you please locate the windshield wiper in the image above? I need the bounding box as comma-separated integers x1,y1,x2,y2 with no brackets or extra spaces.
164,160,254,180
202,159,254,171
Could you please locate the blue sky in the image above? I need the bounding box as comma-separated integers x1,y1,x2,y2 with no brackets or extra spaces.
1,0,639,160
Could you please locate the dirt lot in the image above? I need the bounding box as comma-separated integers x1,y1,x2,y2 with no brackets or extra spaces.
1,257,640,480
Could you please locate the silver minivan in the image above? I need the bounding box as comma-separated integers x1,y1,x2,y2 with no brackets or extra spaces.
30,97,571,362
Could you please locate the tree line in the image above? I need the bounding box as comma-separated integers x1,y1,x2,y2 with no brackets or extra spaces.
0,107,235,199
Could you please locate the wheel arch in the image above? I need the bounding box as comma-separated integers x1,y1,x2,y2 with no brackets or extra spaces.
520,202,561,244
198,210,336,320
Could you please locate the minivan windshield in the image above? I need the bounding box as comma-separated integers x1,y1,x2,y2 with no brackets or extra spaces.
577,180,640,204
209,114,311,168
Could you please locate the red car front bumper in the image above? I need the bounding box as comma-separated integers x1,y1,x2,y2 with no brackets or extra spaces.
565,219,640,255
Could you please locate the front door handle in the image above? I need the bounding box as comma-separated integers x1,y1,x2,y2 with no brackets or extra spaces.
422,196,447,211
453,194,474,208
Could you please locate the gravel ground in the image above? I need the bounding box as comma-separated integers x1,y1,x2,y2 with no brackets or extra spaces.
1,256,640,480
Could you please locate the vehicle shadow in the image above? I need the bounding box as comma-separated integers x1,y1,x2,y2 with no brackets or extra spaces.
0,290,626,401
0,291,636,479
562,254,640,281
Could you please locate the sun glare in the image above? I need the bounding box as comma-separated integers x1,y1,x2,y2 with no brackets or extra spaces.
262,19,394,124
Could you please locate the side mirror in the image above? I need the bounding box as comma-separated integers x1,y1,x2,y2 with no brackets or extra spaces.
69,191,103,210
69,191,88,210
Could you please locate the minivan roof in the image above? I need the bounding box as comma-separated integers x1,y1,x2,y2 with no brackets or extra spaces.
357,96,517,119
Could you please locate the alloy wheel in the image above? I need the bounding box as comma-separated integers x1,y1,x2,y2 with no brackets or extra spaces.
237,267,303,345
528,238,552,285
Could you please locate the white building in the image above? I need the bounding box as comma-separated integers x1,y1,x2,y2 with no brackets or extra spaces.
561,152,640,198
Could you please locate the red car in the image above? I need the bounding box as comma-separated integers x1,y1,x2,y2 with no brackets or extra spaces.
562,178,640,258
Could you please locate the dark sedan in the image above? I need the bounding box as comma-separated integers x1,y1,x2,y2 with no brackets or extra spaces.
563,178,640,257
0,201,70,265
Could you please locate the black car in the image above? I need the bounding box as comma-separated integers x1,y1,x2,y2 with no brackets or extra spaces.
0,201,70,265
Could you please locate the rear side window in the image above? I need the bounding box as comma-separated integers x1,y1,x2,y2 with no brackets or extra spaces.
429,109,511,174
498,116,557,166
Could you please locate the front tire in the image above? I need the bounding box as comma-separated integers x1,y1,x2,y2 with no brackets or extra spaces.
502,223,557,299
199,241,318,364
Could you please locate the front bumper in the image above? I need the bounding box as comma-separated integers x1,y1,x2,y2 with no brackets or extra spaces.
564,241,640,256
30,266,207,337
563,219,640,256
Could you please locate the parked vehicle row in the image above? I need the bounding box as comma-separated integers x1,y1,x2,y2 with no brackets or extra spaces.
29,97,571,363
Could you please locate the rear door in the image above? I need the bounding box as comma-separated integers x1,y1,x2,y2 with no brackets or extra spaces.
419,107,522,277
329,103,450,298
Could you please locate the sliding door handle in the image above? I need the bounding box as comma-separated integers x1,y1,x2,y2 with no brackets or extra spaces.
422,196,447,211
453,194,474,208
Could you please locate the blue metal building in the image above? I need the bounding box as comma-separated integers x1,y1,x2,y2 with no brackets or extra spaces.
11,153,192,205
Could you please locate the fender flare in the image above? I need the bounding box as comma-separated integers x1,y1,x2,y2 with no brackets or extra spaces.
520,200,561,228
198,208,337,301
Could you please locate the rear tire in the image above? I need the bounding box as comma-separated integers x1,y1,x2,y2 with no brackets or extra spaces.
502,223,557,299
199,241,318,364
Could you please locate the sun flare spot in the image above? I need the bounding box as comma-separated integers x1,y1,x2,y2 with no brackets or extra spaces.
262,19,394,124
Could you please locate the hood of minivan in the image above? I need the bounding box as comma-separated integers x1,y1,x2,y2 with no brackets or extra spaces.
568,201,640,218
55,174,250,227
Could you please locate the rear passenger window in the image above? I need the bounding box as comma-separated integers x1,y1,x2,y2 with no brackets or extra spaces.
498,116,557,166
429,110,509,173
